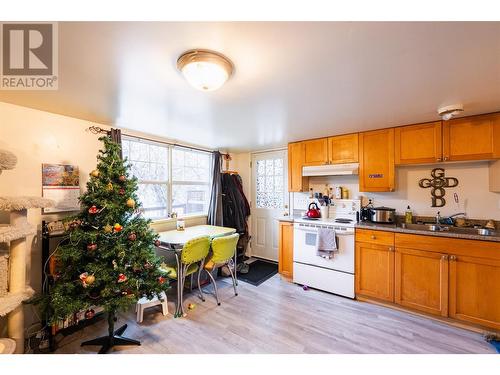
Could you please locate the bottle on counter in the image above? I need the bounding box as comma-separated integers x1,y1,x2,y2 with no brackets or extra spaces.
335,186,342,199
329,187,334,199
405,205,413,224
341,188,349,199
309,188,314,199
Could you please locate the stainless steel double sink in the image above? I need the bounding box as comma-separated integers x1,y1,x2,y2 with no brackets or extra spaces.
398,223,498,237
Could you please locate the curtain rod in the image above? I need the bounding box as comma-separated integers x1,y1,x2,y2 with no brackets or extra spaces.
88,125,228,156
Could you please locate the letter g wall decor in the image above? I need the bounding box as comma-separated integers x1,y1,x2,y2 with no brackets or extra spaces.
419,168,459,207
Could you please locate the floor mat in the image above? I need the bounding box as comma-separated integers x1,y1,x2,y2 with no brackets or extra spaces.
237,259,278,286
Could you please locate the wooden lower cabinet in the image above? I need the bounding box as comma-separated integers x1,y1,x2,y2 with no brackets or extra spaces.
395,247,448,317
278,221,294,279
449,255,500,330
355,241,394,302
357,230,500,331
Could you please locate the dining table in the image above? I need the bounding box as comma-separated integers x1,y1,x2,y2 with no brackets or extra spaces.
156,224,237,317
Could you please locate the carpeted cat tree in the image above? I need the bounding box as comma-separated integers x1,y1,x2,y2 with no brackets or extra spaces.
0,149,54,353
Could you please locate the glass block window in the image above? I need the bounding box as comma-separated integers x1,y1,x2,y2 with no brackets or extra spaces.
256,158,284,209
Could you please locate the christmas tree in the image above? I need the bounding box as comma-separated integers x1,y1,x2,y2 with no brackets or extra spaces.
49,135,169,353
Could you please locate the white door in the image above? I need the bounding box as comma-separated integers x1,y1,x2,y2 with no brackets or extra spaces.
251,150,288,261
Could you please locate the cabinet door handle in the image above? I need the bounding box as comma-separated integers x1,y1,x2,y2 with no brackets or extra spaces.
444,156,449,161
436,157,442,162
371,235,376,240
441,254,449,260
388,247,394,252
449,255,457,261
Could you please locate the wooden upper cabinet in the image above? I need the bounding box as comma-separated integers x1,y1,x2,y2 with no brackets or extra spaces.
358,128,395,192
328,133,359,164
395,247,448,317
449,254,500,330
302,138,329,166
395,122,442,165
443,112,500,161
288,142,308,192
278,221,294,279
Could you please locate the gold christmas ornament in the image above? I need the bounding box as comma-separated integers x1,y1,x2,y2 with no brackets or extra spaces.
104,224,113,233
106,182,113,191
85,274,96,285
90,169,100,178
126,198,136,208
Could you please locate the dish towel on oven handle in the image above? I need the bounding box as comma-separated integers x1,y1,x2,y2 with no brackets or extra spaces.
316,227,338,259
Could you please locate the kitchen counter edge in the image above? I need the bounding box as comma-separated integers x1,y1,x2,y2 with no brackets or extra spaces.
355,222,500,243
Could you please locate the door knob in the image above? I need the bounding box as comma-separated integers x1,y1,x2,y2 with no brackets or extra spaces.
444,157,449,161
371,235,376,239
388,247,394,252
441,254,449,260
449,255,457,261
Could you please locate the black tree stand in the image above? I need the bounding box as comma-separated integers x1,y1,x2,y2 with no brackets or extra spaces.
81,311,140,354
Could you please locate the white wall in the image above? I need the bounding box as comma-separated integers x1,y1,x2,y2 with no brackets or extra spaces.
303,162,500,219
0,102,206,333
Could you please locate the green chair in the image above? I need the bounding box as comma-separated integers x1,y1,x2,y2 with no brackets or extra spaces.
160,236,211,315
200,233,240,305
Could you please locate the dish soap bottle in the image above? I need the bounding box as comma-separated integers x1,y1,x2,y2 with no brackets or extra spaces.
405,205,413,224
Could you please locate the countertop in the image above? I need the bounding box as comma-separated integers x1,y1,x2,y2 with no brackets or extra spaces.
355,222,500,243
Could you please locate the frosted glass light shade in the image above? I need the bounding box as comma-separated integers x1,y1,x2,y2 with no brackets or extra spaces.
177,50,233,91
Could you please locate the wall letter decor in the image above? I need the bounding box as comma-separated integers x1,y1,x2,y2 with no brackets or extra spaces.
418,168,458,207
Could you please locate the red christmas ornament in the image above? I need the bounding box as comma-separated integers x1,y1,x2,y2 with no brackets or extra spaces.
113,223,123,232
84,309,95,319
117,273,127,283
158,276,166,284
88,205,98,214
119,188,125,195
154,239,161,247
87,243,97,252
128,232,137,241
119,175,127,182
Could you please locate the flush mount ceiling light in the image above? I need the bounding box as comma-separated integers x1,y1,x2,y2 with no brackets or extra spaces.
177,49,234,92
437,104,464,121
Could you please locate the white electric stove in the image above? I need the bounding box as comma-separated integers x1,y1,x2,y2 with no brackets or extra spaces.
293,199,360,298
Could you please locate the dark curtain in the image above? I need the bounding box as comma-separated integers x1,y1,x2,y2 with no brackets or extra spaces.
109,128,122,159
207,151,223,226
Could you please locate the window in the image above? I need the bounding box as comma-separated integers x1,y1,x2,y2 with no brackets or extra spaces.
172,147,211,216
256,158,284,209
122,136,212,220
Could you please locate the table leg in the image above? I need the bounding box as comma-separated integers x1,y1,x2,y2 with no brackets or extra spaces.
174,253,182,318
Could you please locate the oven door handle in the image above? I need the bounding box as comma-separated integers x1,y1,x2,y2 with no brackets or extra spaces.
295,228,354,236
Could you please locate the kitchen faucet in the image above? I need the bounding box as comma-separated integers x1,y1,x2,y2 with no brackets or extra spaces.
436,212,467,225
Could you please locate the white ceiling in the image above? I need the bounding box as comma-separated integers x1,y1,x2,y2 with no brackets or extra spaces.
1,22,500,152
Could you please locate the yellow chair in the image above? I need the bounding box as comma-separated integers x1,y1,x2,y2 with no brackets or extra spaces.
201,233,240,305
160,236,211,316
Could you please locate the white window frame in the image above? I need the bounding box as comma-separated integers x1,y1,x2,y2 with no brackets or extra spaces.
122,136,212,221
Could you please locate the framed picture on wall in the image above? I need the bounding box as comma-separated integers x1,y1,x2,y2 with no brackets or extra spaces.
42,164,80,214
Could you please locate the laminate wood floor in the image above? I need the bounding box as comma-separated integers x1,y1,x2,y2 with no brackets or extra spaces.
55,275,495,354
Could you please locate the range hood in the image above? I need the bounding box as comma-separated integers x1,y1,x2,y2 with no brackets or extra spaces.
302,163,359,177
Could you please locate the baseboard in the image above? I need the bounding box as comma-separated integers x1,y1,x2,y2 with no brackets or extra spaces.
356,295,499,335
